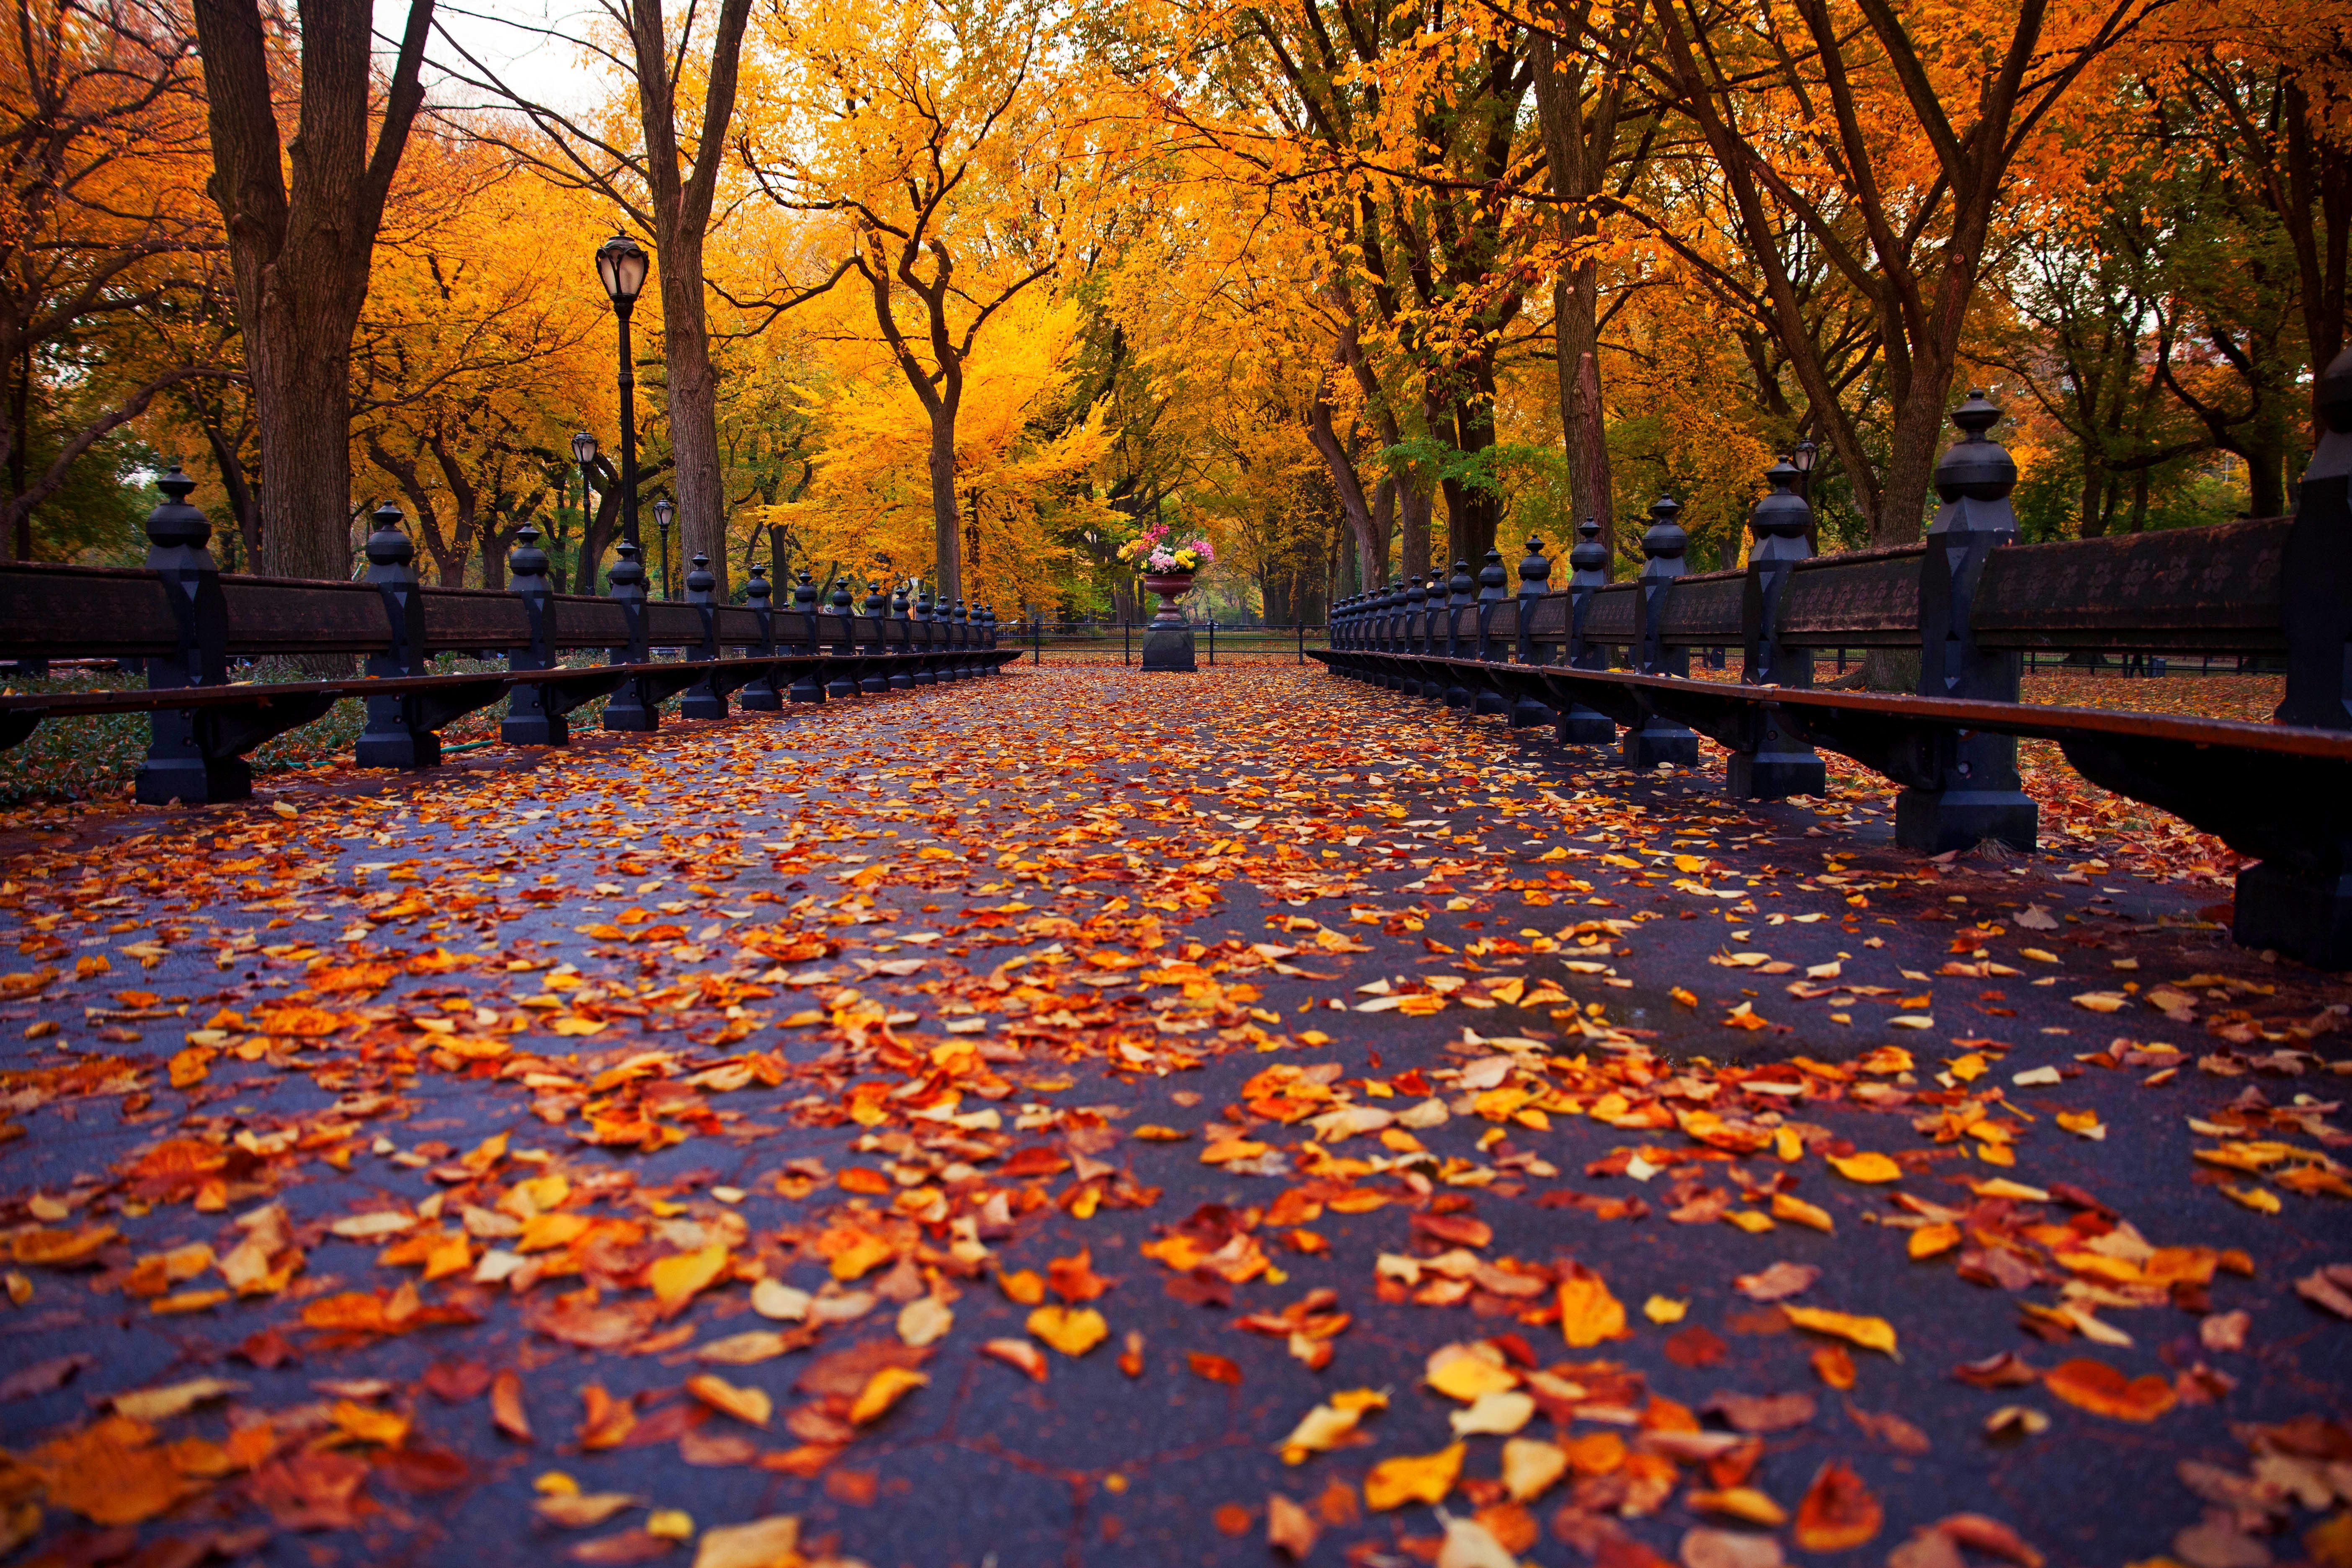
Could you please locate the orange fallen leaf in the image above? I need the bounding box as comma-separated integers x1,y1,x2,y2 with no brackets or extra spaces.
578,1384,635,1450
686,1373,773,1429
27,1415,193,1525
981,1339,1048,1382
492,1369,532,1442
1188,1351,1243,1386
2043,1357,2178,1422
1793,1460,1882,1552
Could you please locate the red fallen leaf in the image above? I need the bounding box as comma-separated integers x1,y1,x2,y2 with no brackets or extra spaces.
1663,1327,1728,1367
614,1398,703,1450
567,1528,674,1564
373,1444,472,1493
998,1146,1072,1178
679,1429,760,1467
1187,1352,1243,1386
422,1359,493,1403
491,1369,531,1442
825,1467,879,1506
796,1339,931,1399
1844,1400,1932,1455
2043,1357,2178,1422
1702,1390,1815,1433
1047,1247,1112,1302
1934,1514,2045,1567
1793,1460,1882,1552
235,1328,298,1369
1732,1261,1818,1302
1164,1267,1233,1308
0,1352,92,1400
1411,1211,1492,1249
1951,1352,2039,1389
248,1449,371,1530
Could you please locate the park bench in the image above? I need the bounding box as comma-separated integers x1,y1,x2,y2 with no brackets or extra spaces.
1315,368,2352,971
0,478,1017,806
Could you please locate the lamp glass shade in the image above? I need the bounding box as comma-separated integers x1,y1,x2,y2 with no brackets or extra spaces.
595,234,650,304
653,499,674,531
570,430,598,465
1792,439,1818,473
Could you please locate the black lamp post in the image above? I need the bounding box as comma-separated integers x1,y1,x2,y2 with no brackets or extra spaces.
594,233,650,556
652,497,675,599
1792,438,1820,552
570,429,598,589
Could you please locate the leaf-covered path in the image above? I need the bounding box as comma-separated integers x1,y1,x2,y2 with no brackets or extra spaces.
2,665,2347,1568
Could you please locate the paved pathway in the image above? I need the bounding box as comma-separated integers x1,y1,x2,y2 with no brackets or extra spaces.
1,664,2347,1568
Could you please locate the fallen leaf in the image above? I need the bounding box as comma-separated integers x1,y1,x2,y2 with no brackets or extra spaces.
1558,1266,1628,1347
2042,1357,2177,1422
1268,1492,1319,1560
112,1376,244,1423
646,1244,730,1315
1781,1305,1898,1358
1828,1152,1902,1184
981,1339,1049,1382
847,1365,928,1425
492,1369,532,1441
897,1295,954,1348
1793,1460,1882,1552
1364,1442,1464,1510
1733,1262,1818,1302
1188,1351,1243,1386
686,1373,772,1429
1027,1305,1109,1357
692,1515,800,1568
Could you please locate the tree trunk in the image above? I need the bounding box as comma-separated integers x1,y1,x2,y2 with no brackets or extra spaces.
1399,482,1432,580
192,0,433,585
1448,386,1500,567
931,408,962,603
653,223,728,594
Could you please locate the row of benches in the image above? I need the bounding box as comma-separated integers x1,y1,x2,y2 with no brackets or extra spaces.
0,479,1019,805
1314,381,2352,970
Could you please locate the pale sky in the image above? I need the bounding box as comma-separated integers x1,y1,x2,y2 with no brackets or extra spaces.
376,0,599,117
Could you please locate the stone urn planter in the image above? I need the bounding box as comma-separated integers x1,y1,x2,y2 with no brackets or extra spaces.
1140,570,1197,671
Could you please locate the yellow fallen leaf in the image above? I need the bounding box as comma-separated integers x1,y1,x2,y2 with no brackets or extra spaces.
1027,1305,1109,1357
2070,992,2127,1014
1908,1222,1961,1260
1691,1487,1788,1527
1558,1269,1628,1348
1426,1348,1519,1402
1669,986,1698,1008
1448,1390,1536,1437
2222,1184,2281,1215
330,1400,411,1447
647,1243,730,1314
2019,948,2060,964
1828,1153,1902,1184
1782,1304,1899,1359
2057,1110,2106,1140
1278,1390,1387,1464
1642,1295,1687,1324
1723,1210,1776,1233
1364,1442,1464,1511
897,1295,954,1347
1771,1192,1835,1233
1501,1437,1568,1502
685,1373,772,1428
847,1365,929,1425
112,1377,244,1423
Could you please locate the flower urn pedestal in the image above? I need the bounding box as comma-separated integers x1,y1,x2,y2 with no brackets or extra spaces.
1140,571,1197,671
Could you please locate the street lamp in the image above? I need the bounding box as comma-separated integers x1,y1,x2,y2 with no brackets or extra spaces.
1792,438,1820,552
652,497,675,599
570,429,598,590
593,233,651,558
